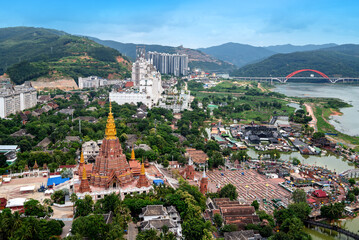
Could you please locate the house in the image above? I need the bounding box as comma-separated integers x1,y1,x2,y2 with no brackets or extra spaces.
134,144,151,151
5,198,27,213
124,81,134,88
74,116,98,123
10,129,35,139
38,95,51,103
36,137,52,149
139,205,182,239
224,230,262,240
312,189,328,198
65,136,81,142
185,148,208,169
169,161,180,169
58,108,75,115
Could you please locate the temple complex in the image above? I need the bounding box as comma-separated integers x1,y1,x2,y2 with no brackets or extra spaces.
89,103,135,188
74,102,153,198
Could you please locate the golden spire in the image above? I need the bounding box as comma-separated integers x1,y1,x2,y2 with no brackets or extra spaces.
131,148,135,160
140,163,145,175
80,151,84,164
82,166,87,180
105,101,117,139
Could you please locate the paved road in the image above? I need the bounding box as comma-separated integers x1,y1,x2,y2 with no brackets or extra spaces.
60,220,73,238
127,222,138,240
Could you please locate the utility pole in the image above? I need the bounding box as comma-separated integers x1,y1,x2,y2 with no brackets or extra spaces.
79,120,81,135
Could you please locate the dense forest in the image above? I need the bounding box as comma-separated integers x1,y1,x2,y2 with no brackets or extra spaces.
0,27,131,84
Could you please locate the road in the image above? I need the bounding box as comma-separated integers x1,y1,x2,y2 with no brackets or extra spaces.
304,103,317,132
127,222,138,240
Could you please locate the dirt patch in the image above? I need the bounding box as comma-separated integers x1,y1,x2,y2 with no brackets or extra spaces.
330,109,343,116
31,79,79,91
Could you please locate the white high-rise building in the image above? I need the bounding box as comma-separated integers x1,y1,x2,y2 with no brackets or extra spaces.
110,50,163,109
147,51,188,76
0,83,37,118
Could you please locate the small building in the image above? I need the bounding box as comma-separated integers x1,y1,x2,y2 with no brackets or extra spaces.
312,189,327,198
5,198,27,212
224,230,262,240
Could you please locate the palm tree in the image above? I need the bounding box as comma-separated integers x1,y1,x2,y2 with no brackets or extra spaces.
70,193,78,217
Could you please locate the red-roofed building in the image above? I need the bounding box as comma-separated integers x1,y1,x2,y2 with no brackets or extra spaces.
0,198,7,210
312,189,327,198
124,81,134,88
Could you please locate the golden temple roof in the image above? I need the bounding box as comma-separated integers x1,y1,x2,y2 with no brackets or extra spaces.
105,102,117,140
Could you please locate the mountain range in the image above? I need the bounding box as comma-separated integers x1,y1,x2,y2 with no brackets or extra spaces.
198,42,338,67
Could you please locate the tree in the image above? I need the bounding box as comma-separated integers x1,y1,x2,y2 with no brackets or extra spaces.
291,189,307,204
312,132,325,139
292,157,301,166
51,190,66,204
349,178,356,186
74,195,94,217
213,213,223,228
287,202,311,222
219,184,238,200
251,200,259,210
24,199,49,218
320,202,345,221
136,229,160,240
72,214,109,240
0,154,7,168
61,167,73,179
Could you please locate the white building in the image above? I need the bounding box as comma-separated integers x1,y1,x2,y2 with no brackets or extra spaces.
82,140,100,162
0,84,37,118
78,76,107,89
110,55,163,109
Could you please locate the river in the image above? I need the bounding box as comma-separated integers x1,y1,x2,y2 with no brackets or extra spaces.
273,83,359,136
274,83,359,239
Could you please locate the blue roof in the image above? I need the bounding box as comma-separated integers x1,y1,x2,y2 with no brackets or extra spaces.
47,176,70,186
153,179,164,185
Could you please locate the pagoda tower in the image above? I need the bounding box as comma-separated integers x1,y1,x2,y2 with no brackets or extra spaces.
90,102,135,188
136,162,150,188
78,151,85,175
33,160,38,170
129,148,141,176
200,168,208,194
79,167,91,193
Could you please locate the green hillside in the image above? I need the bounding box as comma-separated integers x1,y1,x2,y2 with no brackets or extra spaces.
232,44,359,78
0,27,131,84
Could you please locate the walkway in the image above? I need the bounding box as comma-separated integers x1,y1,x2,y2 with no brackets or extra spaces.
306,220,359,240
127,222,138,240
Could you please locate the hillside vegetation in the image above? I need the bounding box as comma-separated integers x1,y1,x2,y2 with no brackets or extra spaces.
232,44,359,77
0,27,131,84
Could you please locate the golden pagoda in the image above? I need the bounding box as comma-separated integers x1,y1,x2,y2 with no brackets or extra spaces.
79,167,91,193
136,162,150,188
105,102,117,140
129,148,141,176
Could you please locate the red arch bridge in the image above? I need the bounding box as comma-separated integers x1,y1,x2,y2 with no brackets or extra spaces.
233,69,359,83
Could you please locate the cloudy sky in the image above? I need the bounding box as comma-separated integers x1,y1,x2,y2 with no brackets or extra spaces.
1,0,358,48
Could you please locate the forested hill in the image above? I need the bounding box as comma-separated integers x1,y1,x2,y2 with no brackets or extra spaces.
231,44,359,77
0,27,131,84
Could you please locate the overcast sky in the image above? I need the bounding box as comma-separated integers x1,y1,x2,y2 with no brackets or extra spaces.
1,0,358,48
